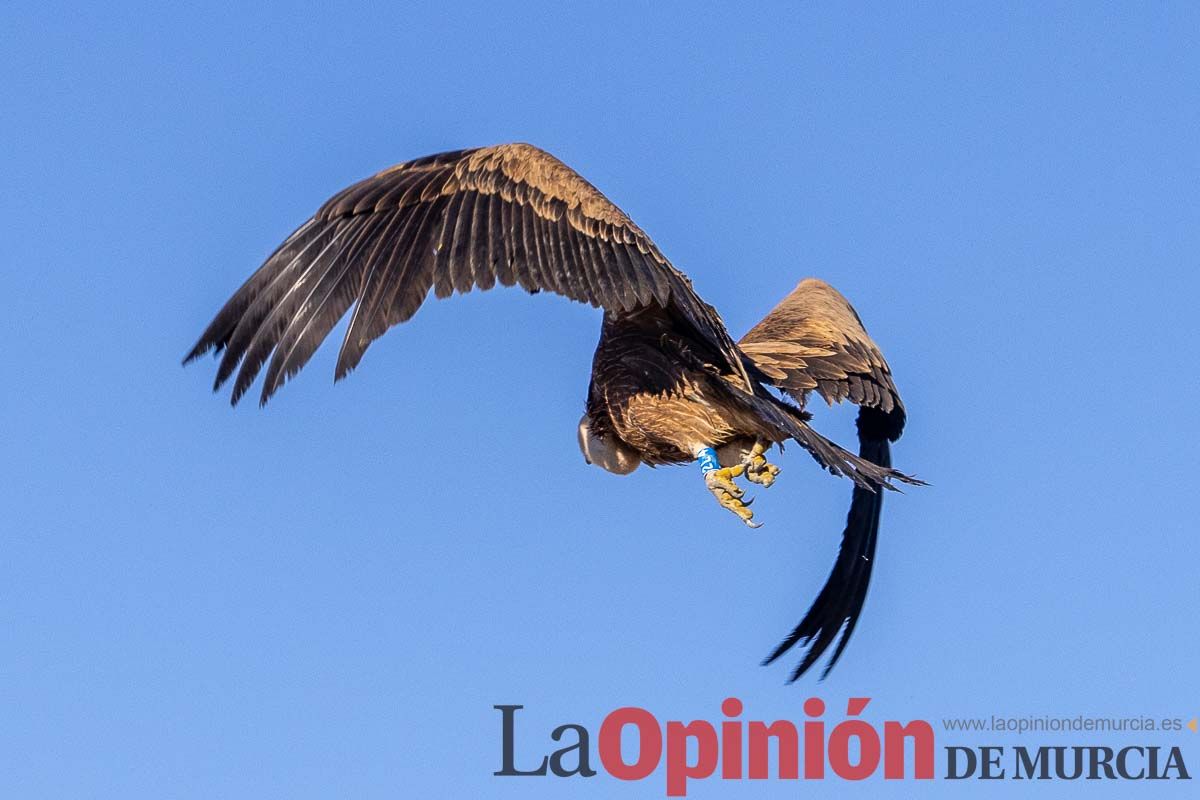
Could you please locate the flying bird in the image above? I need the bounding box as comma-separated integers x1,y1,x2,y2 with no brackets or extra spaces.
185,143,921,680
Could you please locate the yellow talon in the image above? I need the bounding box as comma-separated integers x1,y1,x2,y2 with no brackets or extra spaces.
744,441,781,488
705,465,760,527
718,492,756,525
706,465,745,497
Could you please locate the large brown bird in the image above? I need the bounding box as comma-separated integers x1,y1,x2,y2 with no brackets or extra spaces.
185,143,921,680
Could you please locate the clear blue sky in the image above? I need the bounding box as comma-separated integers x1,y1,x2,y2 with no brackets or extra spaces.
3,2,1198,797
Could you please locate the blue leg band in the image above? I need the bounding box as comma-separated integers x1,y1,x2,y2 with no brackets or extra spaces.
697,447,720,475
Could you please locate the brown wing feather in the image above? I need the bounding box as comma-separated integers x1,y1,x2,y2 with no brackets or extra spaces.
739,277,905,440
185,143,746,405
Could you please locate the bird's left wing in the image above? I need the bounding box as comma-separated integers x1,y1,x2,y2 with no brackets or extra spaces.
740,278,911,680
185,143,747,405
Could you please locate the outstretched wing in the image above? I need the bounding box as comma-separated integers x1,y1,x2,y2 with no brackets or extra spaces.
742,278,908,680
185,143,747,405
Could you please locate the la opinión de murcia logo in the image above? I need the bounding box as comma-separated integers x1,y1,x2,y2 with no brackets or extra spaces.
494,699,1192,796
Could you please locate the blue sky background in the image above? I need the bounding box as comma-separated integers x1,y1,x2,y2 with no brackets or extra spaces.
3,2,1198,797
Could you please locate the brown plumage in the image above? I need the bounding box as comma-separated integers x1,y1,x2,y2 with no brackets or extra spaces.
185,143,922,680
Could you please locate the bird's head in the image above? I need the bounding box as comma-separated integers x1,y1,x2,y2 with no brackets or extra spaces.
577,415,640,475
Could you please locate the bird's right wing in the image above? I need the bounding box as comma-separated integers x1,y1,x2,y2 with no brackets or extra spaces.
740,278,913,681
185,143,748,405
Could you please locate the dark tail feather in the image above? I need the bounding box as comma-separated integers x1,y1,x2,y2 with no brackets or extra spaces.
763,408,894,681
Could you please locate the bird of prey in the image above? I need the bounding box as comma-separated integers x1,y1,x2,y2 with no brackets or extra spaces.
185,143,921,680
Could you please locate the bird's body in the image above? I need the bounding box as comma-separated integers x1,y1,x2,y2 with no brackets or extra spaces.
186,142,922,680
583,309,786,469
